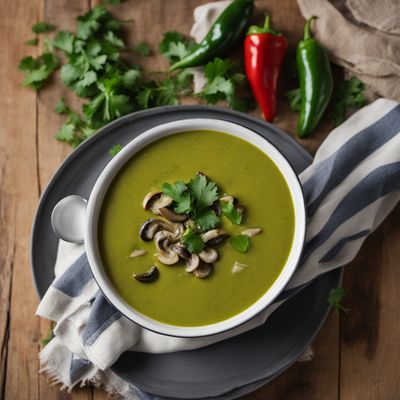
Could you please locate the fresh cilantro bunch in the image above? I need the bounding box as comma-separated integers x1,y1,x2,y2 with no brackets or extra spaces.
162,173,220,231
19,7,256,148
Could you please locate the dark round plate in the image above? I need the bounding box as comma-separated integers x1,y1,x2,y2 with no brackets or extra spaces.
31,106,341,399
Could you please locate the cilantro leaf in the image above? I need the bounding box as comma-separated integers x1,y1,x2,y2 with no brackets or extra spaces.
188,174,219,213
32,22,56,34
25,38,39,46
182,229,204,254
109,143,123,156
328,287,350,312
331,78,367,126
230,235,250,253
162,181,192,214
221,200,243,225
200,58,252,110
19,53,59,90
134,42,150,57
55,97,68,114
122,69,140,87
52,31,75,54
286,88,301,112
195,209,220,231
159,31,195,64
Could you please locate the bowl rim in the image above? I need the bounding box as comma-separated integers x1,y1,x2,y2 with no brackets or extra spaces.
85,118,307,338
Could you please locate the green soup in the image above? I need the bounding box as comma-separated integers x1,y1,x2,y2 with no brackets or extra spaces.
99,131,295,327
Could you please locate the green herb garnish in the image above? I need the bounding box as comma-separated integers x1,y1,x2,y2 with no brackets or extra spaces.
230,235,250,253
328,287,349,312
109,144,123,156
221,200,243,225
195,209,220,231
161,181,192,214
188,173,219,214
182,229,204,254
32,21,56,34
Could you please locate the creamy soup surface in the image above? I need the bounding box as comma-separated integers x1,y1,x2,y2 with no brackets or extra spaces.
99,130,295,326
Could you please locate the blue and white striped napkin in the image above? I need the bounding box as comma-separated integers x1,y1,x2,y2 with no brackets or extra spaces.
36,99,400,398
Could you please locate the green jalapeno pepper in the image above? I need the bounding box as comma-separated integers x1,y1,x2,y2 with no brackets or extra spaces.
296,16,333,138
169,0,254,71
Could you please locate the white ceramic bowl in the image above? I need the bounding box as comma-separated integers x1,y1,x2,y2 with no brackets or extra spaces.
52,118,306,337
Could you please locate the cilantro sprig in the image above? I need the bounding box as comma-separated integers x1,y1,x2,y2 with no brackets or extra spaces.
200,58,254,112
162,173,220,231
328,287,350,312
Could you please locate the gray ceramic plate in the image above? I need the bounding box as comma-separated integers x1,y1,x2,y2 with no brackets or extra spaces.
31,106,341,399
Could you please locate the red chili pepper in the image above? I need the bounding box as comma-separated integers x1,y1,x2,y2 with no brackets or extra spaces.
244,16,287,122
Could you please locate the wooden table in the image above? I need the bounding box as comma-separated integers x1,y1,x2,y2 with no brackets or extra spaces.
1,0,399,399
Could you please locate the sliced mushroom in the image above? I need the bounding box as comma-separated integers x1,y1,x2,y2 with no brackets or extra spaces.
159,207,188,222
142,191,173,214
200,229,230,246
150,194,173,214
193,261,213,278
154,230,180,265
199,247,218,263
139,219,183,241
142,190,162,209
133,265,159,282
157,252,179,265
171,244,191,261
129,249,147,258
232,261,248,274
241,228,263,237
185,253,200,272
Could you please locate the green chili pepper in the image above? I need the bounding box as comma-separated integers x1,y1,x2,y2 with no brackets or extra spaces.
169,0,254,71
296,17,333,138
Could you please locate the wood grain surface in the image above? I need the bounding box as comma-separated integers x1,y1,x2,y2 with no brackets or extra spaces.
0,0,398,399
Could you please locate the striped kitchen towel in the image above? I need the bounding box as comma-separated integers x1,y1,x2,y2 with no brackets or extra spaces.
36,99,400,398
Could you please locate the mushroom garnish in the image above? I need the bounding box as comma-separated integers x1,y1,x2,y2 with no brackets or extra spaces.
142,191,173,214
129,249,147,258
200,229,230,246
154,230,179,265
133,265,159,282
241,228,263,237
232,261,248,274
185,253,200,272
193,261,213,278
199,247,218,263
136,173,263,282
159,207,188,222
139,218,183,241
